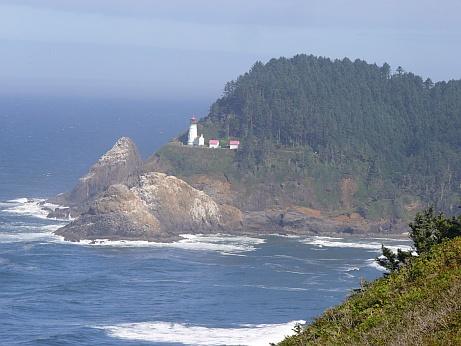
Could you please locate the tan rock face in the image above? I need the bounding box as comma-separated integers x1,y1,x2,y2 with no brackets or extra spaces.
132,173,224,232
88,184,160,230
56,184,166,242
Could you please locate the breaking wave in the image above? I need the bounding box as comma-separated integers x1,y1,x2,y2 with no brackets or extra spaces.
5,198,29,203
0,198,69,244
76,234,265,255
242,284,309,292
342,266,360,272
0,229,64,244
1,197,68,220
300,236,412,253
97,320,305,346
0,199,264,254
366,258,388,272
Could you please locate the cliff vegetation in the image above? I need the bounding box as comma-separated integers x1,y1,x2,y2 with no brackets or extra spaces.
278,208,461,345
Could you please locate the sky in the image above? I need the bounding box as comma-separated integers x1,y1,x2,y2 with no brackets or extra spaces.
0,0,460,101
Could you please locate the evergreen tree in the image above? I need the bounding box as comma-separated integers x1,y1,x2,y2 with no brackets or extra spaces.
194,54,461,218
378,207,461,272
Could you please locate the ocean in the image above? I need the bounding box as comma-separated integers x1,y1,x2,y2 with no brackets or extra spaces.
0,97,412,345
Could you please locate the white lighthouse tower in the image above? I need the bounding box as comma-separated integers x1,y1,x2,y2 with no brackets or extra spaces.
187,116,198,146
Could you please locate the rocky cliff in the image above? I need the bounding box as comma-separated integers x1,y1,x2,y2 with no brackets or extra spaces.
54,140,243,242
132,172,242,233
56,184,164,241
54,137,142,209
51,137,396,243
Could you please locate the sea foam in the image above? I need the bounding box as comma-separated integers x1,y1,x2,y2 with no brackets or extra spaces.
0,230,63,244
0,211,67,244
97,320,305,346
366,258,388,272
300,236,412,253
6,198,29,204
76,234,265,255
1,198,62,220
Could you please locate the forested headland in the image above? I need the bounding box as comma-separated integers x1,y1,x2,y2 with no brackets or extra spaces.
155,55,461,224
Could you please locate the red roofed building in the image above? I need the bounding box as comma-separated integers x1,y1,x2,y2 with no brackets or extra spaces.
229,140,240,150
209,139,220,149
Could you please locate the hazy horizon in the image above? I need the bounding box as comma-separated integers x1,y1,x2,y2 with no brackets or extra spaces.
0,0,460,100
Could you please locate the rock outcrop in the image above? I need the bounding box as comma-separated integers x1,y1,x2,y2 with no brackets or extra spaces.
133,173,219,231
243,209,366,236
56,184,166,241
65,137,142,206
54,141,244,242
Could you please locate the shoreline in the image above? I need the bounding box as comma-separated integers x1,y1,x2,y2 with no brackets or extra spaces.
1,196,411,244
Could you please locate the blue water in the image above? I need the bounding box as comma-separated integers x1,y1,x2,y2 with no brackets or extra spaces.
0,96,209,199
0,97,412,345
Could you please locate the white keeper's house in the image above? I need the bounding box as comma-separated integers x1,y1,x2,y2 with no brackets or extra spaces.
209,139,220,149
229,140,240,150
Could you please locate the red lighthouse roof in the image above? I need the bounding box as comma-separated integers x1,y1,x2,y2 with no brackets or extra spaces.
190,116,197,123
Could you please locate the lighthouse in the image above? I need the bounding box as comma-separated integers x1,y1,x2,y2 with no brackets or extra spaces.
187,116,198,146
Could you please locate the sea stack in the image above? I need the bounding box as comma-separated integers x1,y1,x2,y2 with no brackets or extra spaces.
66,137,142,206
53,137,244,242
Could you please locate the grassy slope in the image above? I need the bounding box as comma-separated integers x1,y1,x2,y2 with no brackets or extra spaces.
278,237,461,345
153,142,237,178
151,142,416,220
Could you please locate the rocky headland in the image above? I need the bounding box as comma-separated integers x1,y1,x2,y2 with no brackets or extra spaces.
51,137,243,242
49,137,402,243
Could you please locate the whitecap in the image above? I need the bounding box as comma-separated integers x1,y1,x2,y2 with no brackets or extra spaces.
6,197,29,204
342,266,360,272
0,220,67,244
76,234,265,255
0,231,64,244
2,198,49,219
243,284,309,292
40,224,65,232
0,222,65,233
366,258,388,272
275,270,311,275
314,236,344,240
318,287,349,292
265,233,302,239
220,252,248,257
1,197,72,221
384,245,414,253
97,320,305,346
368,237,412,242
300,236,412,252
